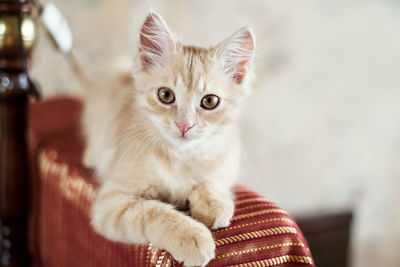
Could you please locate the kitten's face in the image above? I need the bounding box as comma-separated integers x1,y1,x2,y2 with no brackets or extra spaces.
135,47,240,146
133,13,255,148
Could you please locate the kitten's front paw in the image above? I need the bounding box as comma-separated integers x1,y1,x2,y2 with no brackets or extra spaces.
169,223,215,266
189,192,234,230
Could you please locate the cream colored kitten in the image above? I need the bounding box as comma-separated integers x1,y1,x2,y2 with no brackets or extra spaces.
83,12,255,266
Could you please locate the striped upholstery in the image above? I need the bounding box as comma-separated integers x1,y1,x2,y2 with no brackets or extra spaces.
29,96,314,267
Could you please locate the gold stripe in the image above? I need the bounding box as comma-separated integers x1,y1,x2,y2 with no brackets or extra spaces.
234,190,253,195
165,257,171,267
235,203,276,212
216,226,297,246
146,243,152,267
231,209,287,222
149,244,159,264
39,150,96,205
216,242,305,259
216,217,295,233
235,197,269,205
228,255,313,267
155,251,167,267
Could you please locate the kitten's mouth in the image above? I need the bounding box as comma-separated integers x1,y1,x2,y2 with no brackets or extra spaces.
164,131,198,144
174,134,195,142
177,135,189,141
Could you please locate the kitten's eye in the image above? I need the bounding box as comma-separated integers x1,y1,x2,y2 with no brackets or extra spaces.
201,94,220,110
158,87,175,104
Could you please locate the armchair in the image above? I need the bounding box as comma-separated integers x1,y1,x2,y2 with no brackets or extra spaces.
26,96,314,266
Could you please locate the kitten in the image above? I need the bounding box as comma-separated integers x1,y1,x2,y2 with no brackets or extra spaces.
83,12,255,266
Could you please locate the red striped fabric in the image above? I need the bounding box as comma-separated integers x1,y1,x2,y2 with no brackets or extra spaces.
29,97,314,267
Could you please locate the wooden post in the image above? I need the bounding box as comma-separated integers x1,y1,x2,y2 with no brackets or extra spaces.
0,0,36,266
0,76,31,267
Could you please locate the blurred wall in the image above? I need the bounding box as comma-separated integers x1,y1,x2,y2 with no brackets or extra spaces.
31,1,400,266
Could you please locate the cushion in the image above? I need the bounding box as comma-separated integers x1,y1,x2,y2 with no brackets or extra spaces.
29,96,314,267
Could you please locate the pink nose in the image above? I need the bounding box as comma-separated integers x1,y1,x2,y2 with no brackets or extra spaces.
175,121,194,136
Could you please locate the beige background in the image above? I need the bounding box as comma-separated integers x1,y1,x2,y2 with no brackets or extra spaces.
31,1,400,266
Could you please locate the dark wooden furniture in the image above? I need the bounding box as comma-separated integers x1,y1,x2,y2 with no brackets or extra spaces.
0,0,37,266
297,210,353,267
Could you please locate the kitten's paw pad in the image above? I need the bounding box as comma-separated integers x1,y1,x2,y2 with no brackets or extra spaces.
170,225,215,266
190,196,234,230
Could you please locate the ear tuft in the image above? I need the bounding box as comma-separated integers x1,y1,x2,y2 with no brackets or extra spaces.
139,12,175,69
217,27,255,84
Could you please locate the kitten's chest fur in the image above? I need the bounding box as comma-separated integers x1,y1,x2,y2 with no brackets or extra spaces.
144,141,230,208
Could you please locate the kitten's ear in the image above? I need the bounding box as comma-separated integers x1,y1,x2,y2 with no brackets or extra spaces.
216,27,255,84
139,12,175,70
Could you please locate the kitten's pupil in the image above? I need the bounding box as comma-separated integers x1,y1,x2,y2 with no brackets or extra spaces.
164,91,170,98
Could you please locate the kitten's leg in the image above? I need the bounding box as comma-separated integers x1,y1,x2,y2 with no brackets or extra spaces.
91,181,215,266
188,181,235,229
